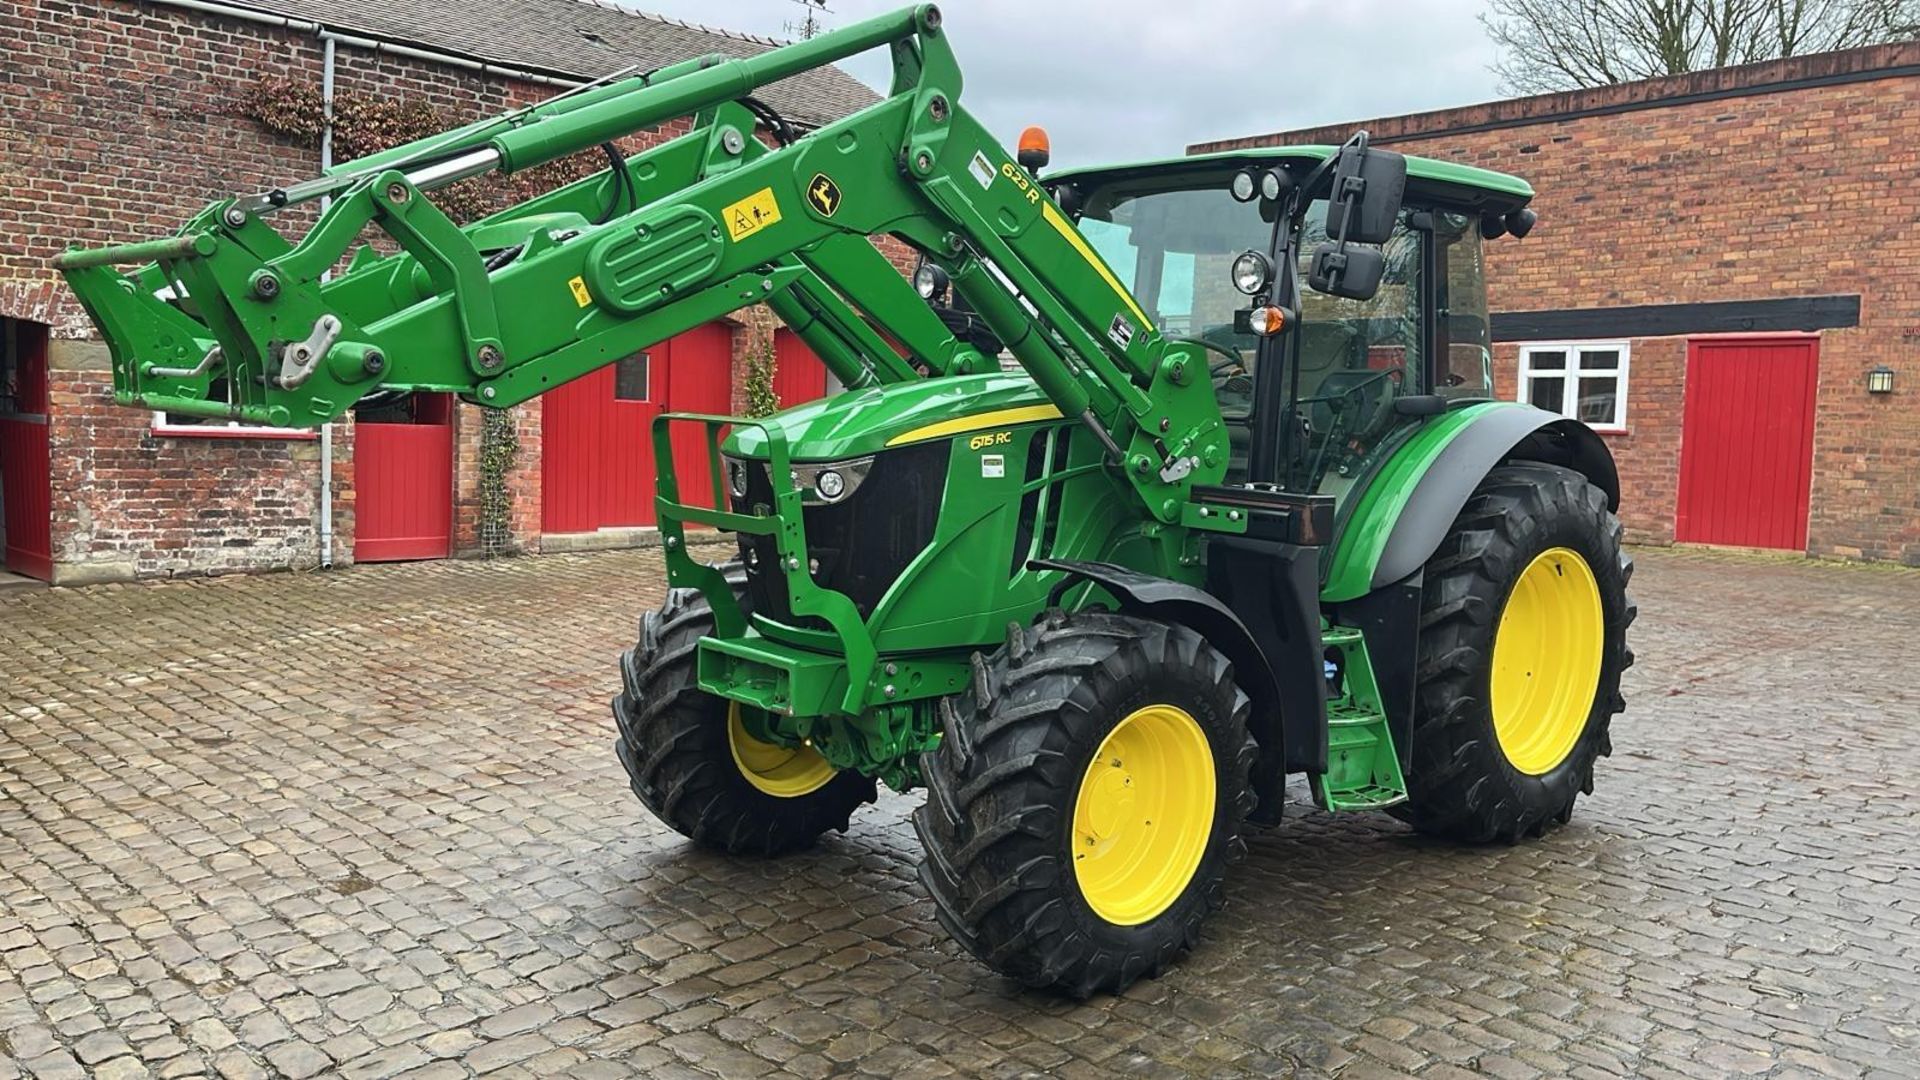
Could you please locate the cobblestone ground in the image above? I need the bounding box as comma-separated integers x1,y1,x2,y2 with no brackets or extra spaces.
2,547,1917,1079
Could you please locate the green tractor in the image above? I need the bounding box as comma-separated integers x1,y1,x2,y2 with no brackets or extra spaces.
56,5,1632,996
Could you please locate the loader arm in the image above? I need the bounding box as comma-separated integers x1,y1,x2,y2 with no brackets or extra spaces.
55,3,1233,527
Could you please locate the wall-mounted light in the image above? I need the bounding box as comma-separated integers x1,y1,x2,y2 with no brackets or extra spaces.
1867,365,1895,394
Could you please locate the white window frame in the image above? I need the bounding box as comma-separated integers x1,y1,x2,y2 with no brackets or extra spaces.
150,374,315,439
1517,340,1630,433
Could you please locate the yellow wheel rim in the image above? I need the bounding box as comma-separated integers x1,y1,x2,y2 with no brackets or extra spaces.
1069,704,1216,926
727,704,836,798
1490,546,1605,775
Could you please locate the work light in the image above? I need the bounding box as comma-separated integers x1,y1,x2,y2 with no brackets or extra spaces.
1231,250,1272,295
1230,169,1259,202
914,261,950,301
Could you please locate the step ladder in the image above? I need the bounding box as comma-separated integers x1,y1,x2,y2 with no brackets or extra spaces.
1310,627,1408,813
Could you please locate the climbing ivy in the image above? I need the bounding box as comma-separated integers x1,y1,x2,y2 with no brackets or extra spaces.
744,332,780,418
477,408,519,558
237,75,613,556
237,75,606,223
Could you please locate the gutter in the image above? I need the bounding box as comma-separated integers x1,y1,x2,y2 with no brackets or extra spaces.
142,0,589,88
141,0,589,570
143,0,835,126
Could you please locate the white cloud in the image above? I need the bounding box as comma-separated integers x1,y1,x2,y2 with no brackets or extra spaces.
623,0,1505,167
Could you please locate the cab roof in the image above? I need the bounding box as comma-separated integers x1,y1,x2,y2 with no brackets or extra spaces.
1046,145,1534,215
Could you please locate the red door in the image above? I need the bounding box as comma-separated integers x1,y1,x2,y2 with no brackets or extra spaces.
355,393,454,561
0,319,52,581
542,324,733,532
1676,336,1819,550
773,330,829,408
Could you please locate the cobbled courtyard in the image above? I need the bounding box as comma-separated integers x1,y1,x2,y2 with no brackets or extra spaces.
2,546,1917,1079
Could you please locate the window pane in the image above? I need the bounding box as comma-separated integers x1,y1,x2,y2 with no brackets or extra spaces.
1576,375,1620,426
614,352,650,401
1156,252,1195,336
1579,348,1620,371
1288,202,1425,500
1437,214,1491,399
1528,349,1566,371
1528,374,1566,414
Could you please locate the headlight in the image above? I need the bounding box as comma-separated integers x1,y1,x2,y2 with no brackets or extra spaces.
790,455,875,504
1230,169,1258,202
1230,250,1272,295
727,459,749,499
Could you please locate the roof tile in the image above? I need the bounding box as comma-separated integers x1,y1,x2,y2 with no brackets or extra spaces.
219,0,880,126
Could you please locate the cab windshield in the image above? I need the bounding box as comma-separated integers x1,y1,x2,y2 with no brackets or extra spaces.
1073,176,1491,501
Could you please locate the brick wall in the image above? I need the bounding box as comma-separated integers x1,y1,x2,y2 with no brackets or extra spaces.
1196,43,1920,563
0,0,736,579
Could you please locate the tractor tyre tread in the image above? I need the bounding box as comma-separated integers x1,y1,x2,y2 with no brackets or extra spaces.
611,566,875,856
914,609,1254,998
1392,462,1633,844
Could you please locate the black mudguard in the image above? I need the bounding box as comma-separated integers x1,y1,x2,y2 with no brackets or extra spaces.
1036,552,1317,825
1371,413,1619,593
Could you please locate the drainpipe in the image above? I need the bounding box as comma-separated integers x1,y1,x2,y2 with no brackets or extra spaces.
316,35,336,568
139,0,599,568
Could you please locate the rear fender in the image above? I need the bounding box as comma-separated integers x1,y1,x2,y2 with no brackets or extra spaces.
1323,402,1618,603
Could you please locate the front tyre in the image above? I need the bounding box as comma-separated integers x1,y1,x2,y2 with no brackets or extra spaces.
1396,462,1635,843
914,610,1255,998
612,570,875,856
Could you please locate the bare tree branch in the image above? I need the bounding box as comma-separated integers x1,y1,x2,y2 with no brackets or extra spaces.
1485,0,1920,93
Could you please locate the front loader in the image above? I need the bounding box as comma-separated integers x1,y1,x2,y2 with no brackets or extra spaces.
57,5,1634,997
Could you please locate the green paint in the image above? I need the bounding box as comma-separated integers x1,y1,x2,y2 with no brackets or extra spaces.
724,373,1049,460
1049,146,1535,206
1310,626,1408,812
1321,402,1533,603
59,5,1595,793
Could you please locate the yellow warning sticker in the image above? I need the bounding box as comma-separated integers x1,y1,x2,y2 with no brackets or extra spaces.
567,276,592,307
722,187,782,242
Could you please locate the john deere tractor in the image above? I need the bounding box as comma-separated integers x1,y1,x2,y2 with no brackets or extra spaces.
57,5,1633,995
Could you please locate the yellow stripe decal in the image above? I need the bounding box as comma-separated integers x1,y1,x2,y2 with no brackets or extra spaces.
886,404,1065,447
1041,202,1152,330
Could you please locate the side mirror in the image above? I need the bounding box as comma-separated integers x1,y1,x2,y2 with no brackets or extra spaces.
1307,243,1385,301
1323,145,1406,246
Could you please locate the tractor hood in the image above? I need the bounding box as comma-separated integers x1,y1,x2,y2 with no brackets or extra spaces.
723,372,1057,462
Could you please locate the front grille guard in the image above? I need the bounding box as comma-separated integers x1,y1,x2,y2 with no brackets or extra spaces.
650,412,879,715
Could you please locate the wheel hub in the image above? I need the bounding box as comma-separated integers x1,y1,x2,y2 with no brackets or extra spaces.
1489,546,1605,775
1070,704,1215,926
1078,760,1135,851
727,704,837,797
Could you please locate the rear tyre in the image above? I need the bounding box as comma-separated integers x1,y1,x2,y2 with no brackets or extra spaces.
1395,462,1635,843
914,610,1255,998
612,567,875,856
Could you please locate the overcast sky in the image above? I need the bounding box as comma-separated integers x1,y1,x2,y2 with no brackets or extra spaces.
623,0,1505,168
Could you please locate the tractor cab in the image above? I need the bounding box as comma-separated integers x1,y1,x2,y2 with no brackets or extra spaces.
1045,148,1532,506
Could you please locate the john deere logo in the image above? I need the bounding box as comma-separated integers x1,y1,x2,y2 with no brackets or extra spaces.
806,173,842,217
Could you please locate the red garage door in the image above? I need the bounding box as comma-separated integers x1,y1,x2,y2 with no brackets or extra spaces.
1676,336,1819,550
773,330,829,408
0,318,52,581
543,324,733,532
355,393,454,562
